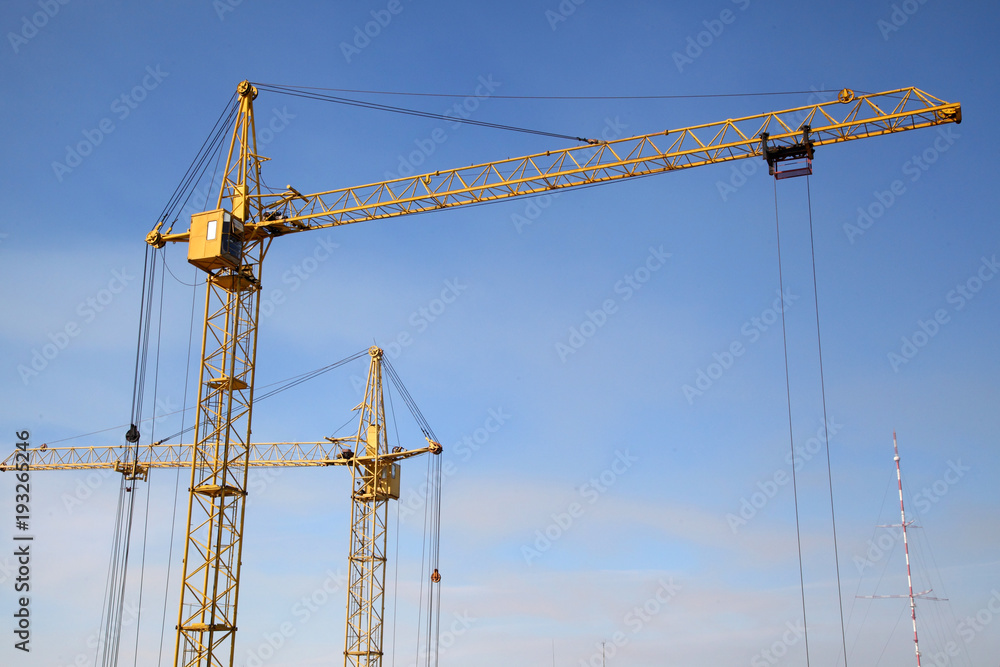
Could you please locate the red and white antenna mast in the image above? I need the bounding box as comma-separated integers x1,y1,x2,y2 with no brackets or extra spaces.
895,430,924,667
859,432,944,667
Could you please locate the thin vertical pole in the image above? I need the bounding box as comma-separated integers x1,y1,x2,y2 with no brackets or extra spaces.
893,432,921,667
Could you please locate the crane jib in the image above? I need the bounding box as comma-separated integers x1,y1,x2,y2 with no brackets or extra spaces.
144,86,961,264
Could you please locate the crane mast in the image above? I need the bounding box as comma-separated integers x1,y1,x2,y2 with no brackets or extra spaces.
173,80,268,667
345,347,395,667
28,81,961,667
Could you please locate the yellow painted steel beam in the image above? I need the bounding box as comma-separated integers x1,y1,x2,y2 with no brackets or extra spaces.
344,347,393,667
146,87,961,248
0,438,442,473
174,80,265,667
0,441,352,472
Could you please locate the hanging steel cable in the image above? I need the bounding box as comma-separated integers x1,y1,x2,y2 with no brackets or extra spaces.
97,235,167,667
805,176,850,667
36,351,374,450
382,359,442,667
772,179,812,667
127,246,157,448
386,386,403,667
130,260,170,667
252,82,845,101
156,264,200,667
95,473,140,667
154,93,238,228
253,82,599,144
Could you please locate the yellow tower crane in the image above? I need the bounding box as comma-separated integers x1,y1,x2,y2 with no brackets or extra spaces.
11,83,961,667
4,345,438,667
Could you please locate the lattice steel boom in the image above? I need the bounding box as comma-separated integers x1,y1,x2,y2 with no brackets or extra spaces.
148,87,960,250
0,441,355,473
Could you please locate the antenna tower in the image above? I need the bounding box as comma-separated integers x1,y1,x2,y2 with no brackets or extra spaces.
859,432,945,666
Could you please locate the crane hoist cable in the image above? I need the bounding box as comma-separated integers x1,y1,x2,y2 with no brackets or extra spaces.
132,469,154,667
161,135,231,290
381,360,443,598
252,82,848,101
158,349,374,443
158,111,234,288
391,498,401,667
382,358,443,667
254,82,601,145
95,472,138,667
156,264,199,667
155,93,238,227
126,245,156,446
413,447,443,667
382,359,438,442
162,247,205,288
386,384,403,667
37,351,373,448
771,179,812,667
129,264,168,667
770,176,852,667
98,247,167,667
416,442,444,667
805,176,850,667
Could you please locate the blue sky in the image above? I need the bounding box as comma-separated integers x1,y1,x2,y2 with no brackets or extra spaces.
1,1,998,666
